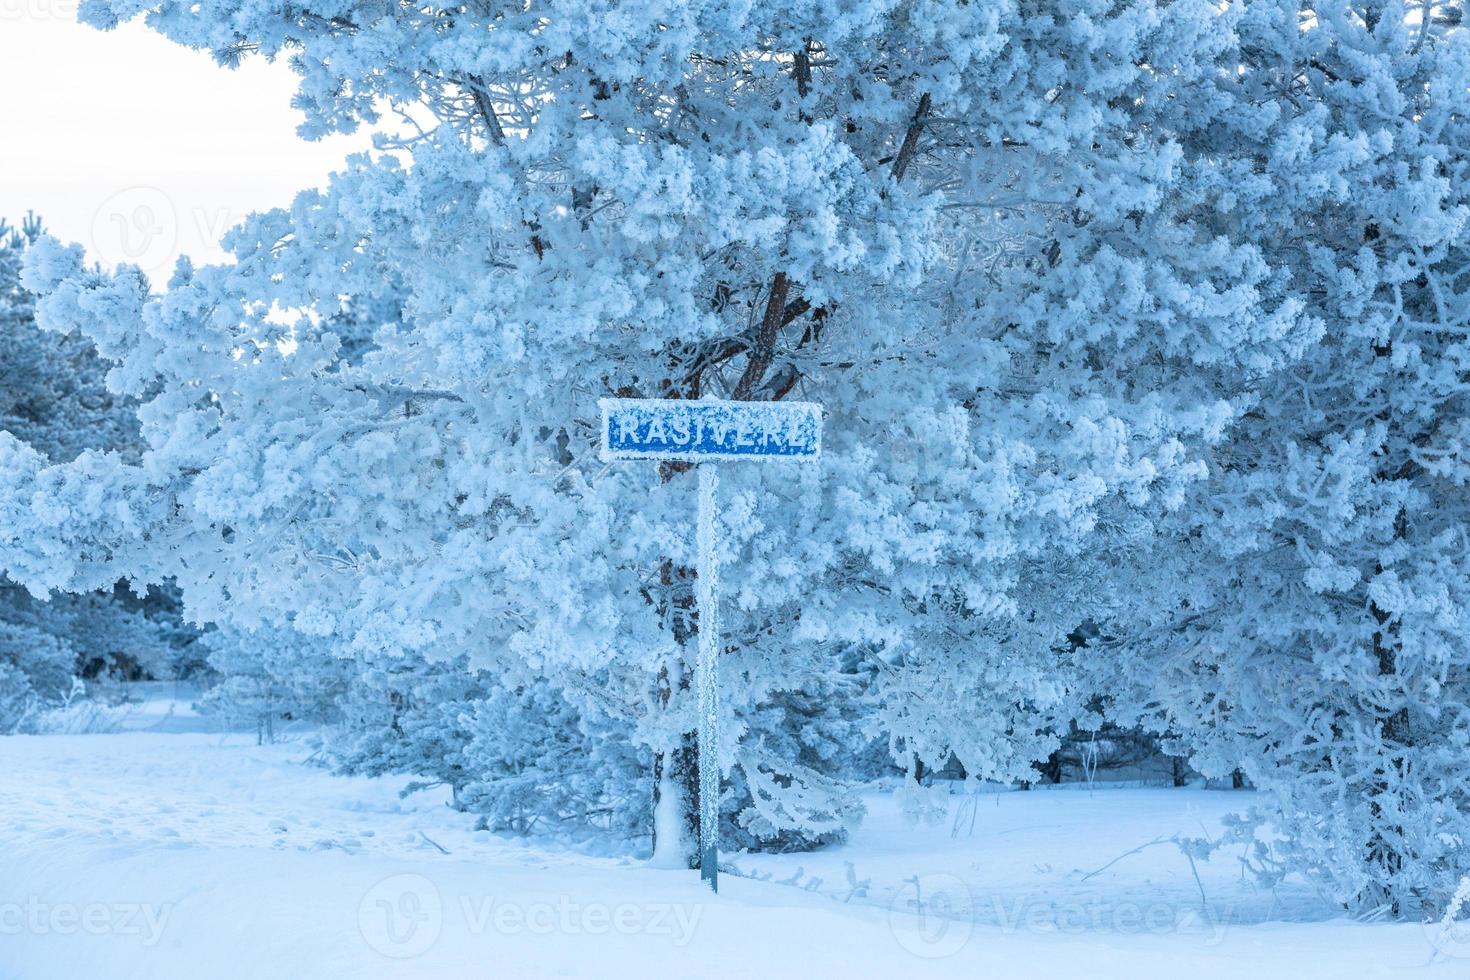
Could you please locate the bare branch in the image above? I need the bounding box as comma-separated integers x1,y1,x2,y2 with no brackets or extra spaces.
891,92,933,184
465,74,506,144
731,273,790,400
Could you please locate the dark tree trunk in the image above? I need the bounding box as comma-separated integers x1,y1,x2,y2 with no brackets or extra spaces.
648,552,704,869
1367,548,1411,909
651,737,702,869
1364,321,1413,913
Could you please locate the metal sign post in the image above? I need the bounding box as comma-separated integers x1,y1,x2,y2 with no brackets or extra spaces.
694,460,720,892
600,398,823,893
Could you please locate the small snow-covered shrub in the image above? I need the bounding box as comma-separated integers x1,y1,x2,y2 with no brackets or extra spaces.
198,624,349,742
329,656,488,799
723,684,882,852
458,682,649,844
0,619,75,732
29,680,135,735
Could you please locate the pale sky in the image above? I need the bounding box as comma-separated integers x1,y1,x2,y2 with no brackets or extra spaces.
0,10,372,277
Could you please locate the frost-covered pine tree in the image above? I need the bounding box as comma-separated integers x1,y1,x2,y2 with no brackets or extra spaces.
0,214,197,730
1082,0,1470,914
1,214,140,464
6,0,1344,860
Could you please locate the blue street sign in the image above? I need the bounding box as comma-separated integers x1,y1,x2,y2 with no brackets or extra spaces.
599,398,823,463
599,396,822,895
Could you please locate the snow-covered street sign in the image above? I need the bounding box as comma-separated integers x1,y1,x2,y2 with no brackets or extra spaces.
600,397,824,893
600,398,822,462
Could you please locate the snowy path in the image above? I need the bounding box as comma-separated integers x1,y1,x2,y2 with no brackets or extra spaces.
0,732,1461,978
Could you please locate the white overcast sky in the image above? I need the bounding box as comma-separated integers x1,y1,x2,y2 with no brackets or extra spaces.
0,10,371,277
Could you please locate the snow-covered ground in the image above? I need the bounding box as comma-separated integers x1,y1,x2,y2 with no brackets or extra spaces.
0,724,1463,978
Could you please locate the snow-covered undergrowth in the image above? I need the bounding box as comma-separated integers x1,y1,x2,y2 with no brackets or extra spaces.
0,729,1461,979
